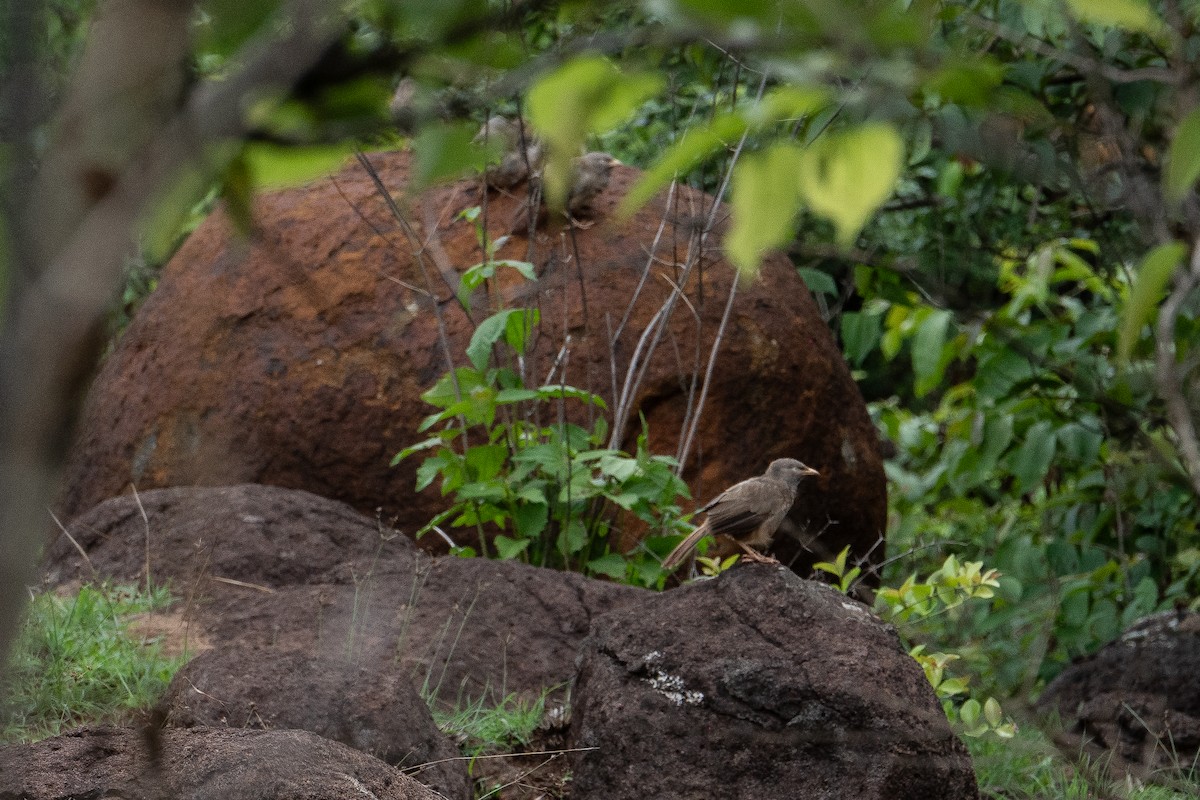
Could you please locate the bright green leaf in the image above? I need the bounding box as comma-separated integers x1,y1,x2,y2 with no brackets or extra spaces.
1117,241,1186,363
504,308,540,355
241,142,355,189
620,113,747,216
527,56,663,210
494,534,531,560
912,309,953,397
466,310,520,370
797,122,904,248
1065,0,1164,35
1166,109,1200,203
725,143,805,277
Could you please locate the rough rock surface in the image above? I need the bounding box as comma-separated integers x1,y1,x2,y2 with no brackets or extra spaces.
161,647,469,800
61,149,886,580
42,482,419,590
1038,610,1200,774
0,725,440,800
568,565,979,800
43,484,646,704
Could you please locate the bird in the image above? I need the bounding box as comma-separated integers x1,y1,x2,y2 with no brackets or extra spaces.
475,116,543,190
505,150,619,232
662,458,819,570
565,151,619,218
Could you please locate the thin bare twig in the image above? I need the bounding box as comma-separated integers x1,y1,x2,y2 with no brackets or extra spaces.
1155,241,1200,498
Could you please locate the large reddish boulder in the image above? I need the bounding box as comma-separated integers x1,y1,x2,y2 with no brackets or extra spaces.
61,150,886,579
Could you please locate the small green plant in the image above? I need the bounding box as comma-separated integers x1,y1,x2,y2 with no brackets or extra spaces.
695,552,741,577
1,582,187,742
395,209,691,587
428,690,549,759
817,547,1015,739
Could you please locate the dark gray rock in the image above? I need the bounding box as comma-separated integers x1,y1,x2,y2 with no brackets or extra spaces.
568,565,979,800
1038,610,1200,774
162,647,470,800
0,725,441,799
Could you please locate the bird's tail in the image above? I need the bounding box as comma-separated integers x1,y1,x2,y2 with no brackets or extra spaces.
662,521,712,570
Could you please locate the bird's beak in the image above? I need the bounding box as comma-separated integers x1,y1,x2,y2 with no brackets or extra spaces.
802,465,819,476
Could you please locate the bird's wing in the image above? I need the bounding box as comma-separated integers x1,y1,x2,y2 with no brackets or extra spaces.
703,479,793,539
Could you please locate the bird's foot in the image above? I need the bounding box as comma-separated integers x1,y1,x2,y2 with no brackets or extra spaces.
735,543,780,565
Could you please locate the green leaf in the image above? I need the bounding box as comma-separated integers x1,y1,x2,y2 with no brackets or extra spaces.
494,534,531,560
457,260,536,308
840,311,883,366
512,502,548,539
797,122,904,248
494,388,540,404
241,142,355,189
1064,0,1164,35
798,267,838,296
534,385,608,408
1117,241,1186,363
465,444,508,481
587,553,628,580
725,143,805,277
1010,420,1057,494
558,519,589,555
422,367,489,408
912,309,953,397
414,120,490,189
620,86,826,217
598,454,640,482
1166,109,1200,203
924,57,1005,107
197,0,281,57
620,112,748,215
466,310,521,370
390,436,444,467
504,308,539,356
527,56,663,210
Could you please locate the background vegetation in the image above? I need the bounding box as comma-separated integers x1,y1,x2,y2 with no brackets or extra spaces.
6,0,1200,796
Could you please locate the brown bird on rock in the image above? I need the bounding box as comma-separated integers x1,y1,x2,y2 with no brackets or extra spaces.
663,458,819,570
566,151,619,218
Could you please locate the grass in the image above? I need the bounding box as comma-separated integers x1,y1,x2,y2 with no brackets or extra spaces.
1,582,189,742
428,689,549,758
970,725,1200,800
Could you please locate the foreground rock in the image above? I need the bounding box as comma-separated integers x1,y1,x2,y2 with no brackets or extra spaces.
0,725,440,799
568,566,979,800
1038,610,1200,776
42,483,419,590
43,485,646,704
60,149,886,581
162,648,469,800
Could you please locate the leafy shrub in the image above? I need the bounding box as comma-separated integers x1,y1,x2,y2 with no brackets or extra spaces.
395,215,690,588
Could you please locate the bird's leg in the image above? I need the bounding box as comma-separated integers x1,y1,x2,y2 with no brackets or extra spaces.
736,541,780,565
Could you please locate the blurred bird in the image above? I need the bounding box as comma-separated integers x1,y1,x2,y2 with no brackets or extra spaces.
566,151,619,219
475,116,542,190
663,458,819,570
